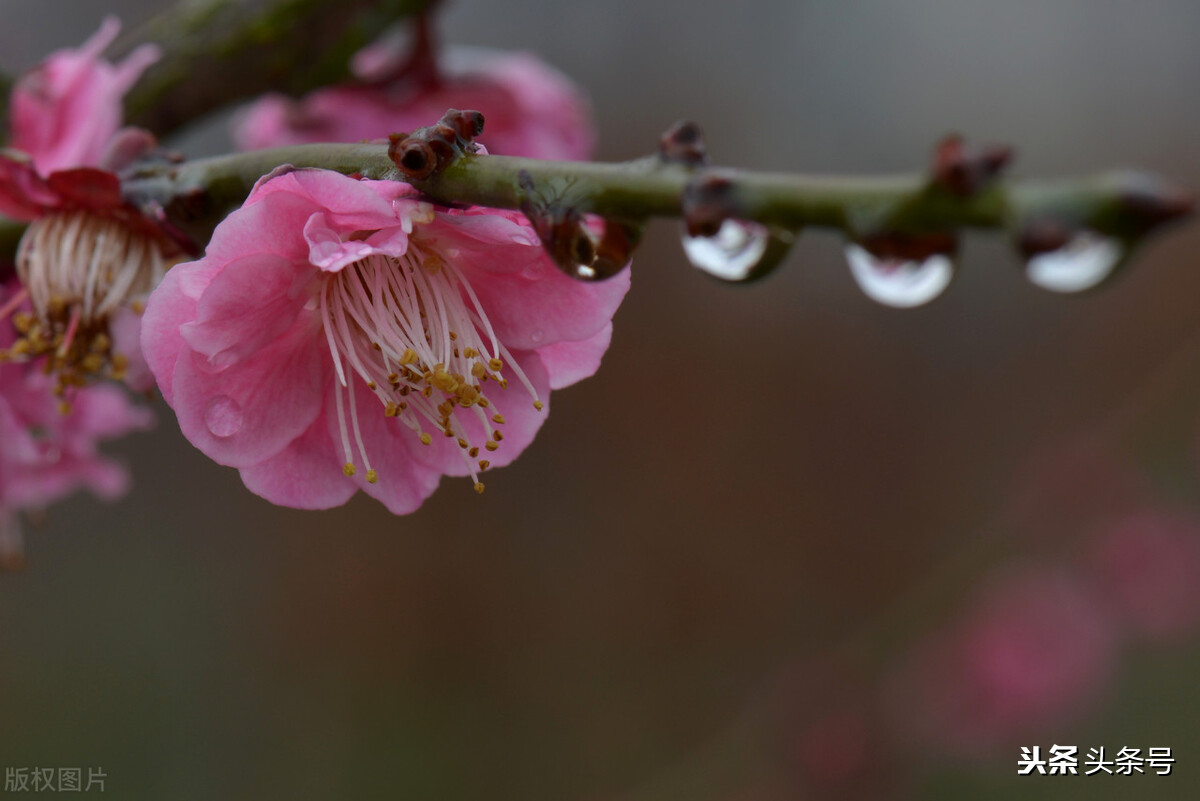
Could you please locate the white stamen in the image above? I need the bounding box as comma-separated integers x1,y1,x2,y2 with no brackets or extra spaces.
17,210,165,323
320,242,540,488
7,209,169,387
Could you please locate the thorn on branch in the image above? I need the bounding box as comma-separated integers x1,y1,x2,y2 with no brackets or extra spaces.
387,108,484,181
659,120,708,167
931,134,1013,196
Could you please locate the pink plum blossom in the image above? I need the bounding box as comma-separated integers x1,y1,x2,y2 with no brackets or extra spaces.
885,566,1118,758
11,16,160,175
0,280,153,568
141,168,629,514
234,44,594,160
0,19,174,390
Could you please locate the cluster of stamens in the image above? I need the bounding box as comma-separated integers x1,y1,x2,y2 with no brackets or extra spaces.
320,241,543,495
0,210,168,405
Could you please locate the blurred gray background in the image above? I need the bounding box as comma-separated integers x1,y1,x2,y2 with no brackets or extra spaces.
2,1,1199,799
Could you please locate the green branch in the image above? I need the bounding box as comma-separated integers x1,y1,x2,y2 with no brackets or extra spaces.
120,142,1194,276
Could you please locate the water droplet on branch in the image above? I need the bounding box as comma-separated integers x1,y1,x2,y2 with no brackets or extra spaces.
1023,231,1124,293
682,220,795,282
517,170,639,281
844,244,955,308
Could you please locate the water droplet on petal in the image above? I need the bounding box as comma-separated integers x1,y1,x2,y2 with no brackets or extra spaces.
844,244,955,308
530,329,545,344
682,219,769,281
204,395,243,438
1024,231,1124,293
520,260,547,280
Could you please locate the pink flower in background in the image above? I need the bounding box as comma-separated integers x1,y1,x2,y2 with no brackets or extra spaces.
0,280,153,568
1088,511,1200,644
234,43,594,160
142,168,628,514
0,18,173,391
10,16,160,175
886,566,1118,757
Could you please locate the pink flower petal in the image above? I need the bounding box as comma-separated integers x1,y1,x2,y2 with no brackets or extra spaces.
536,322,613,390
180,253,314,366
235,45,594,160
141,258,222,406
0,156,57,220
108,308,155,392
11,17,159,173
172,313,327,468
459,248,631,350
239,409,357,510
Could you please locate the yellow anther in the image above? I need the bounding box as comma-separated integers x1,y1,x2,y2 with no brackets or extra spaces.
478,398,490,409
366,381,377,390
463,347,478,359
399,348,419,365
343,462,356,477
419,433,432,446
493,430,504,442
468,447,479,458
385,402,398,417
491,413,505,425
371,342,382,351
458,438,469,449
473,482,485,494
366,469,378,484
471,362,487,379
533,400,544,411
448,330,458,341
478,460,490,470
432,367,458,392
457,385,480,406
485,440,499,452
488,358,503,371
